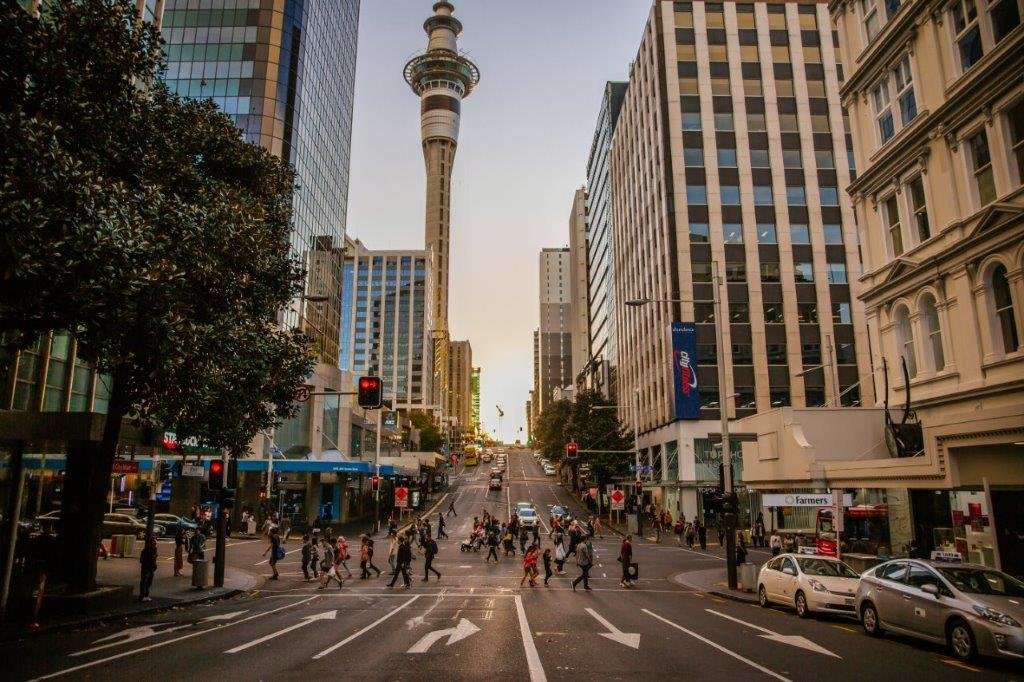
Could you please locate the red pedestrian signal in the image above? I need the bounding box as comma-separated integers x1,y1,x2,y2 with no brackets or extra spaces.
566,442,578,457
635,479,643,492
358,376,383,409
209,460,225,490
371,475,380,491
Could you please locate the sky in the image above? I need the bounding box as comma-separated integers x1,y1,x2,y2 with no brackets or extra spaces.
345,1,653,442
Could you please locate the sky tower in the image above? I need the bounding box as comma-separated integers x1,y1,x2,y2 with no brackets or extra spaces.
404,1,480,409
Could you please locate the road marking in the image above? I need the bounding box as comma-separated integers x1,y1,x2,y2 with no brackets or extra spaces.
642,609,791,682
939,658,981,673
70,610,250,657
705,609,840,658
312,595,419,659
254,545,302,565
31,598,316,681
407,618,481,653
226,609,337,654
515,594,547,682
830,624,855,634
585,608,640,649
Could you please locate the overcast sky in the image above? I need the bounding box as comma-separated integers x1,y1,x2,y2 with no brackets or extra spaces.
345,1,653,441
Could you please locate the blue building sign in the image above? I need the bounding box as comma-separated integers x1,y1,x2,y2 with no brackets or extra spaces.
671,321,700,420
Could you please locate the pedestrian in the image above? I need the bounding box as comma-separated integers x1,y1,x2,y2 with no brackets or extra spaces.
485,528,499,563
769,531,782,557
447,499,457,517
542,548,553,586
618,534,634,588
422,535,441,581
697,521,707,551
319,537,342,589
673,518,685,546
437,512,448,539
685,522,695,549
359,537,371,579
586,516,595,540
387,533,399,571
754,513,766,548
519,525,529,554
553,530,567,574
503,526,515,557
520,545,539,587
531,522,540,546
335,536,354,579
188,526,206,564
365,535,382,577
736,534,748,565
173,527,186,577
388,513,398,537
263,528,282,580
139,537,157,602
571,536,593,592
387,537,412,588
301,533,316,581
716,521,725,547
593,516,604,539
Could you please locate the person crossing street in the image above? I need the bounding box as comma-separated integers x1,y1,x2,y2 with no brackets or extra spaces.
437,512,448,539
618,534,634,588
571,536,593,592
422,535,441,581
387,536,413,588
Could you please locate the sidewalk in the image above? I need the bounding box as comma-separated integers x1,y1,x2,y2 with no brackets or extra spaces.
0,543,262,642
674,565,760,604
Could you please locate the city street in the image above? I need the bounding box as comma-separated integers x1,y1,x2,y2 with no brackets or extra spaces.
3,450,1018,681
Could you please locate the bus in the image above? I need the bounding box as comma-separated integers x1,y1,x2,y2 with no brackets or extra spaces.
464,453,479,466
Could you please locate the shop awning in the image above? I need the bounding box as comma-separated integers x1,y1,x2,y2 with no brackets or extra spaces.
235,459,372,474
379,455,420,477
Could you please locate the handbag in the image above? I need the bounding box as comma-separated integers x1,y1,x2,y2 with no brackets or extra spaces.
274,545,286,560
555,545,566,561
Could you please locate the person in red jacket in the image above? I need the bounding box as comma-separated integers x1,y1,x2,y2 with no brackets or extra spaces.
619,535,634,588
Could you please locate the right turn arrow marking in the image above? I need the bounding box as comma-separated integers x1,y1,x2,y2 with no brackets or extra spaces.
705,609,840,658
585,608,641,649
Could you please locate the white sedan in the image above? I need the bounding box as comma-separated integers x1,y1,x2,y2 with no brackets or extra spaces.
758,553,861,618
543,464,556,476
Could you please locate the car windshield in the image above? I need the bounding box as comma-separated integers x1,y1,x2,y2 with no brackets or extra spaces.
520,509,536,518
797,558,859,578
938,568,1024,597
551,507,566,515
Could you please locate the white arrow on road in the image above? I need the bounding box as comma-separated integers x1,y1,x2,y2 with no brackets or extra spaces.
585,608,640,649
225,610,337,654
201,610,250,623
705,609,840,658
71,610,249,657
406,618,480,654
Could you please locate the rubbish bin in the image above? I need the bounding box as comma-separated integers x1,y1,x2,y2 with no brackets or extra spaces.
738,562,758,592
110,534,136,557
191,559,209,589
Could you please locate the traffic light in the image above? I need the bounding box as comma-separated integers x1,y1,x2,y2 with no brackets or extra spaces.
371,475,380,491
635,480,643,493
258,485,268,500
209,460,225,490
358,376,383,409
566,441,578,458
220,487,236,509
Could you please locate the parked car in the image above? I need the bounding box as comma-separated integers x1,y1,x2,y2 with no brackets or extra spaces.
757,554,861,618
543,464,556,476
102,513,164,539
35,510,61,532
153,513,198,535
488,477,502,491
856,559,1024,662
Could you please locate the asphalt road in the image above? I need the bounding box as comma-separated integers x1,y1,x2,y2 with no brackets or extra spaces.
4,449,1020,681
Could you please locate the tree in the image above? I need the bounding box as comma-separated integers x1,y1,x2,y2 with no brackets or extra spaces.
532,399,573,463
567,390,633,492
407,411,444,452
1,0,313,591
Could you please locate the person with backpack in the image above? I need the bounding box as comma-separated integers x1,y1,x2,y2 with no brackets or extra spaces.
359,537,371,579
553,529,567,574
263,528,282,580
673,518,686,546
518,525,530,554
685,522,696,549
422,535,440,581
618,534,634,588
571,536,593,592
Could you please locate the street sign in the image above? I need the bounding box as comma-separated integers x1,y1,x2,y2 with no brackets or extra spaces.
629,464,653,473
181,464,206,478
270,445,283,457
610,489,625,511
294,386,310,403
394,486,409,509
111,460,139,474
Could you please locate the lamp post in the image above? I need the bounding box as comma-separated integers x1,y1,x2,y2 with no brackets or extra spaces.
625,259,737,589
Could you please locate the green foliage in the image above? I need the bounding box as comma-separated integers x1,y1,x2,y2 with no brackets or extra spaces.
533,390,633,484
533,399,573,462
407,410,444,453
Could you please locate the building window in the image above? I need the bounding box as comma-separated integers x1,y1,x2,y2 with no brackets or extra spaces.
815,150,835,169
761,262,782,282
754,185,774,205
919,293,945,372
725,261,747,282
1008,98,1024,184
885,0,903,19
827,262,848,284
950,0,983,71
861,0,880,41
823,224,844,244
770,389,791,407
723,223,744,243
819,187,840,205
718,148,737,167
990,0,1021,43
894,305,918,378
750,148,770,167
967,129,996,206
732,344,753,365
802,343,822,365
721,185,741,205
783,150,803,168
763,301,784,323
687,185,708,204
690,222,710,243
786,186,806,205
730,301,750,323
791,224,811,244
767,343,787,364
872,80,895,144
833,302,853,324
693,262,713,283
684,146,704,166
757,223,777,244
683,112,702,131
798,303,818,323
794,262,814,282
884,195,904,257
905,175,930,242
714,113,734,131
992,264,1020,353
895,57,917,127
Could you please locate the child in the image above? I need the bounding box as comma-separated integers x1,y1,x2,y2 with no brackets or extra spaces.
542,548,553,586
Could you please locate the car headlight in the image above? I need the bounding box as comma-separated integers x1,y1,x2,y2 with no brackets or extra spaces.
973,605,1022,627
808,578,828,593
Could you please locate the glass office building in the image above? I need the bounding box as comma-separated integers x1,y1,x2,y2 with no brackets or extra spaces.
160,0,360,365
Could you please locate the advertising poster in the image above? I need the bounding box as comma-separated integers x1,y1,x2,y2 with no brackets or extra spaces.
671,321,700,420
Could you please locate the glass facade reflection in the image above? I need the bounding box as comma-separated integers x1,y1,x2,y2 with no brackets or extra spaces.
160,0,360,366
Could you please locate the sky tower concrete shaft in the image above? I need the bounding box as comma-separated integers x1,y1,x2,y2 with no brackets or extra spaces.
404,1,479,408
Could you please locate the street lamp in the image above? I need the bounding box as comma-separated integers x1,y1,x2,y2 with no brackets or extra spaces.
625,258,738,589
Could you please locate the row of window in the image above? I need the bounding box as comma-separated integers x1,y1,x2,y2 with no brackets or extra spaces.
691,295,849,324
686,183,840,207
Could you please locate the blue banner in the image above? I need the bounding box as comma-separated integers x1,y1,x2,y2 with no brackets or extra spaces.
672,321,701,420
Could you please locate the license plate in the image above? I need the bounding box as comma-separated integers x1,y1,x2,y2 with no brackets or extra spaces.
844,597,854,605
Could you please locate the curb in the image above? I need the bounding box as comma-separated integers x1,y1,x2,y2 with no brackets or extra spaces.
395,491,450,536
673,572,758,604
0,587,245,643
709,589,759,604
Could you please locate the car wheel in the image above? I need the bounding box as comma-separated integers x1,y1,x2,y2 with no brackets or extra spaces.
861,601,883,637
795,591,810,618
947,619,976,662
758,585,770,608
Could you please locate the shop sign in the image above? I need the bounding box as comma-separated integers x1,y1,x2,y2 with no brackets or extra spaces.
763,493,853,507
930,551,963,563
112,460,139,474
181,463,206,478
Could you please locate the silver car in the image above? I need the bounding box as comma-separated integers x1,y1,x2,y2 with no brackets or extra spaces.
855,559,1024,662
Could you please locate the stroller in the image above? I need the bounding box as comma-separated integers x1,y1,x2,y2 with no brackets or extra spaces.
460,529,484,552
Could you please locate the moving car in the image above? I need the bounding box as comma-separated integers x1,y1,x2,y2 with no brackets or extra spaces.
153,513,198,534
757,554,861,618
488,477,502,491
549,505,574,525
515,501,533,514
481,453,493,463
543,464,556,476
856,559,1024,662
102,513,164,539
518,507,539,529
35,510,62,532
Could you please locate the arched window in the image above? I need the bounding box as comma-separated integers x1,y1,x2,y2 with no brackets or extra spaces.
992,265,1020,353
919,294,945,372
894,305,917,378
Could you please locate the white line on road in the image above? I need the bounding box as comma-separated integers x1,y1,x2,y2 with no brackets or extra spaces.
225,610,337,654
515,594,547,682
585,608,640,649
254,545,302,565
705,609,841,658
30,597,318,681
311,595,419,659
642,609,791,682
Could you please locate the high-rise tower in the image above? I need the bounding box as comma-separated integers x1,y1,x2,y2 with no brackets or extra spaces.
404,1,479,409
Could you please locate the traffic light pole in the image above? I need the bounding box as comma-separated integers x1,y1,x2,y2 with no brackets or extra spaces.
214,451,228,588
373,406,382,535
712,260,738,590
145,451,159,543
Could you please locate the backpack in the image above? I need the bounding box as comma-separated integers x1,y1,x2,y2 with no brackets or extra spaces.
274,545,286,560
